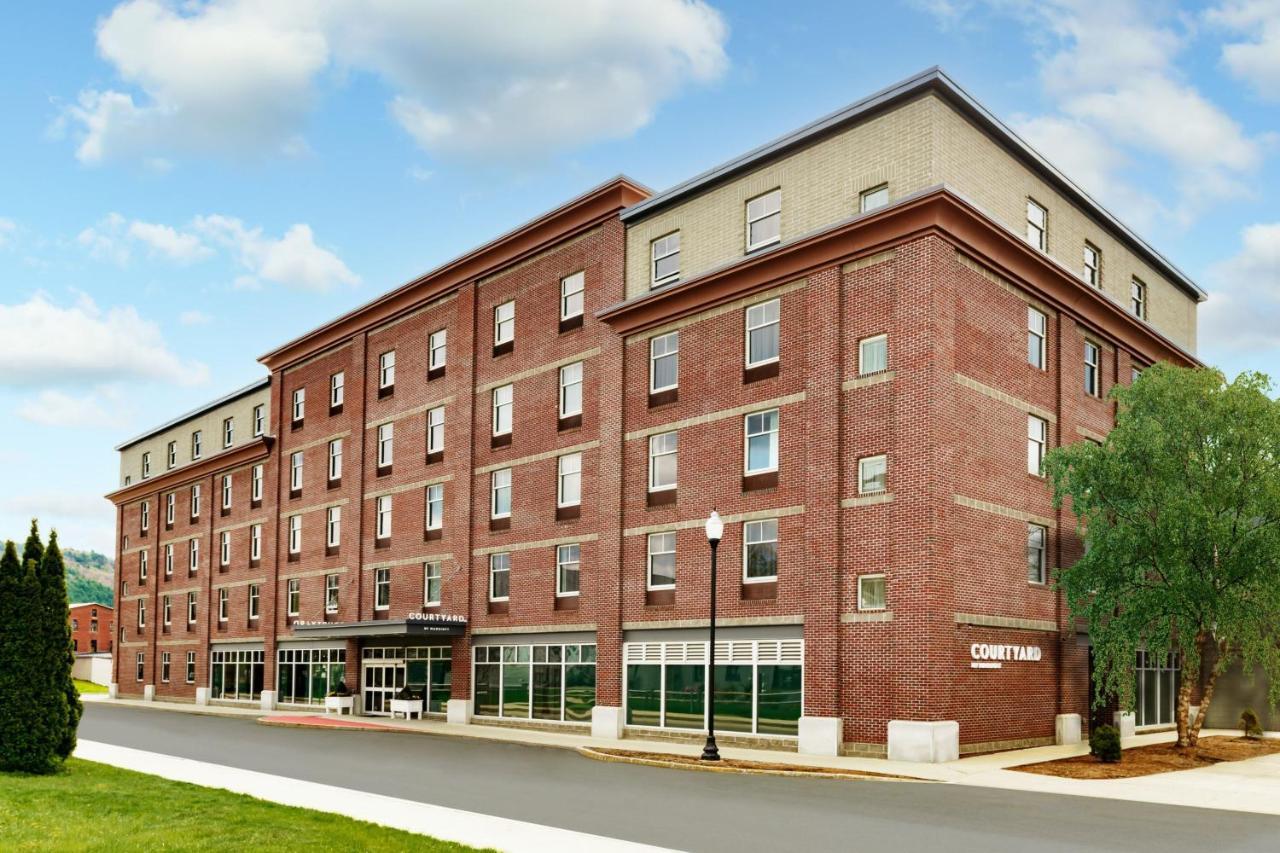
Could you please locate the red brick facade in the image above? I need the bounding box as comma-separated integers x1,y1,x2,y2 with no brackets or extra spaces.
69,602,112,654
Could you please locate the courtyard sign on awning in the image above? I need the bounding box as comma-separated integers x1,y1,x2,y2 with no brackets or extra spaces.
291,613,466,640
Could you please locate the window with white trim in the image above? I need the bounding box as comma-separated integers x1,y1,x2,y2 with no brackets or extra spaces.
1028,524,1047,584
651,232,680,287
220,531,230,566
189,538,199,573
1083,243,1100,287
379,350,396,389
745,298,780,367
743,519,778,583
859,335,887,375
427,406,445,454
1028,415,1047,476
557,544,580,596
429,329,447,370
164,543,173,576
162,651,171,682
167,441,177,469
328,438,342,481
1084,341,1101,397
649,332,678,392
248,584,259,620
136,652,144,681
253,404,265,436
250,523,261,560
223,417,234,448
139,550,148,581
858,574,886,611
326,574,340,613
190,484,201,518
559,362,583,417
560,271,584,320
746,189,781,251
326,506,341,547
1026,199,1047,251
290,450,304,492
1028,307,1047,369
375,495,392,540
191,430,202,459
377,423,393,467
1130,278,1146,319
186,651,196,683
489,553,510,601
494,301,515,345
648,432,678,492
859,183,889,213
858,455,887,494
221,474,232,509
426,483,444,531
424,561,442,606
744,409,779,474
491,468,511,518
492,384,513,436
292,388,305,422
218,588,228,622
142,451,151,479
140,501,150,532
647,532,676,590
288,516,301,554
139,600,147,628
557,453,581,507
251,464,263,502
330,371,344,408
187,591,198,624
287,579,300,616
162,595,171,625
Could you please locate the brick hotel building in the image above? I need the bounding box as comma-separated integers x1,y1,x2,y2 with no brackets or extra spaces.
106,69,1201,760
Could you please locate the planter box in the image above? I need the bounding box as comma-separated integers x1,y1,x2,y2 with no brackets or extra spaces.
390,698,424,720
325,695,354,715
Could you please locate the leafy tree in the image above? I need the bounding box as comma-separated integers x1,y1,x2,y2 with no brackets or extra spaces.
41,532,80,759
0,543,62,773
1044,364,1280,748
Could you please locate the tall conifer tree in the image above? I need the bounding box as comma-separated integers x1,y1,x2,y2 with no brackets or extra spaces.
42,532,79,759
0,549,60,773
22,518,43,569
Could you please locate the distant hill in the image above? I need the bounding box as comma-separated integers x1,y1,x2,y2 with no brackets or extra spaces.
64,548,114,607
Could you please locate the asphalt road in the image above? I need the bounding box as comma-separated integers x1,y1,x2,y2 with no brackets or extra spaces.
81,703,1280,853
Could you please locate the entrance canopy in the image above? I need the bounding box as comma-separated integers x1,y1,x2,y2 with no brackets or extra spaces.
291,614,466,640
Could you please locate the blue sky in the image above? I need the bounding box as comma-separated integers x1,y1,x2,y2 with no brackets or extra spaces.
1,0,1278,553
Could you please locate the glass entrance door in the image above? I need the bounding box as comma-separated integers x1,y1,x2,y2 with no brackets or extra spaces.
362,661,405,715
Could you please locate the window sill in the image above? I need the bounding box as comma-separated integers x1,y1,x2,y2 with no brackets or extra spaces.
555,504,580,521
329,404,343,417
648,388,678,408
426,450,444,465
287,552,300,563
489,517,510,532
424,528,443,542
491,432,512,449
488,600,509,615
328,477,342,490
378,385,394,400
376,464,393,478
558,314,584,334
743,361,780,384
645,588,675,607
289,489,301,500
557,414,582,432
291,419,304,432
374,537,391,550
220,507,230,518
427,365,446,382
647,488,677,508
742,471,779,492
492,340,514,358
554,595,580,611
741,580,778,600
250,499,262,510
325,545,339,557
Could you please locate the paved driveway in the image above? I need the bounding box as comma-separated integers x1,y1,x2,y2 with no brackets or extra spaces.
81,704,1280,853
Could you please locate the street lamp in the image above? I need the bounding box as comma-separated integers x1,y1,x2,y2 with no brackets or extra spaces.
701,510,724,761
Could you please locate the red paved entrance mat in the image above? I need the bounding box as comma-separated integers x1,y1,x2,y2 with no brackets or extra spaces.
259,714,401,731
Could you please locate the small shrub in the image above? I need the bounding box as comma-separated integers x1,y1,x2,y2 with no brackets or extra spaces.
1090,724,1122,763
1240,708,1263,739
328,681,351,698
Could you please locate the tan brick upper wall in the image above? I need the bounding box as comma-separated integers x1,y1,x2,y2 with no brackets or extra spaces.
117,386,271,487
624,92,1197,353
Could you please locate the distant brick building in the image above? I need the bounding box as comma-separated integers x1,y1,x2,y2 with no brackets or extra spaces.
70,602,113,654
106,68,1201,760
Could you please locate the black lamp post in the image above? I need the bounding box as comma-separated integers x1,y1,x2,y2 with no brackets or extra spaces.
701,510,724,761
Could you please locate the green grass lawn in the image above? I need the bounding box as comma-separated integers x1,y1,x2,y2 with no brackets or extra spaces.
73,679,107,695
0,758,490,852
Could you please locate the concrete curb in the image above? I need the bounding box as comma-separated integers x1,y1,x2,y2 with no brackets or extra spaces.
576,747,930,783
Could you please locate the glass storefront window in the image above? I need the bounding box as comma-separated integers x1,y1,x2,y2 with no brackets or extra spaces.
473,643,596,723
565,665,595,722
276,647,346,706
210,649,264,701
757,665,802,735
664,665,706,730
626,665,661,727
713,665,754,733
1135,651,1180,728
475,662,500,717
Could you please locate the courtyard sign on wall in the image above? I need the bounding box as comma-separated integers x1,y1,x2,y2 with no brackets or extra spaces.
970,643,1042,669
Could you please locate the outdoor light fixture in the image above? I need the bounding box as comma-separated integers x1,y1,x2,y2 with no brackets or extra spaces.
702,510,723,761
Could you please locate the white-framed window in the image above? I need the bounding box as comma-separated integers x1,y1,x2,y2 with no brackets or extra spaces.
860,183,889,213
288,515,302,554
1028,524,1047,584
647,532,676,590
221,474,232,509
557,453,582,507
189,538,199,572
559,362,583,418
491,468,512,518
429,329,447,370
290,451,304,491
326,506,341,547
489,553,510,601
328,438,343,481
375,495,392,540
139,550,148,581
161,651,171,683
187,591,198,624
218,588,228,622
1083,243,1100,287
426,483,444,531
287,578,300,616
167,441,177,469
424,561,442,607
326,574,340,613
220,531,230,566
223,417,234,448
858,455,887,494
745,298,780,367
142,451,151,479
141,501,150,532
191,430,203,460
648,432,678,492
649,332,678,392
164,543,174,576
651,232,680,286
859,335,887,375
1084,340,1101,397
292,388,305,422
250,523,262,560
253,404,265,436
135,652,145,681
248,584,259,620
139,600,147,628
1028,415,1047,476
743,519,779,583
560,270,585,320
1130,278,1146,319
377,423,394,467
556,544,580,597
1028,307,1047,370
427,406,445,454
251,464,263,502
379,350,396,389
494,300,515,345
1026,199,1047,251
162,595,171,625
190,484,201,518
330,371,345,407
858,574,887,611
492,384,513,435
185,650,196,683
744,409,779,474
746,188,782,251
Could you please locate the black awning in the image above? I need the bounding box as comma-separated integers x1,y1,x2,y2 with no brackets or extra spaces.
290,615,466,640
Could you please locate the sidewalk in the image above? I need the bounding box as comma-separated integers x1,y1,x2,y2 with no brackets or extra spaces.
85,695,1280,813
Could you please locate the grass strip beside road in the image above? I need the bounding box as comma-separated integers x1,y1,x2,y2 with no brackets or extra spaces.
73,679,107,695
0,758,490,852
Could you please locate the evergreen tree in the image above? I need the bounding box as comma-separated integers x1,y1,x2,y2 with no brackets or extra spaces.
0,549,61,773
41,532,79,759
0,542,19,764
22,518,43,569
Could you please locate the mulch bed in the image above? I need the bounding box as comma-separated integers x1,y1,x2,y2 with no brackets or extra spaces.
584,748,916,781
1015,736,1280,779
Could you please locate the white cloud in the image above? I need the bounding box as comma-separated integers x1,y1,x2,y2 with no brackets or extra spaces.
77,212,131,265
1200,222,1280,352
127,219,211,262
61,0,728,165
17,388,131,429
0,292,208,387
193,214,359,291
178,309,212,325
1206,1,1280,98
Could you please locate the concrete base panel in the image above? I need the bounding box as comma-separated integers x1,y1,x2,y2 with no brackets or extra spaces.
1114,711,1136,738
797,716,843,756
887,720,960,763
143,684,155,702
446,698,472,725
195,687,210,706
108,683,119,700
591,705,624,740
1055,713,1082,745
260,690,277,712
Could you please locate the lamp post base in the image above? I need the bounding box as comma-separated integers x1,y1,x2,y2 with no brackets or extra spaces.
700,735,721,761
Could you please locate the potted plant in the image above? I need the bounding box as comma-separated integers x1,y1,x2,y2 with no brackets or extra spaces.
325,680,355,715
389,685,425,720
